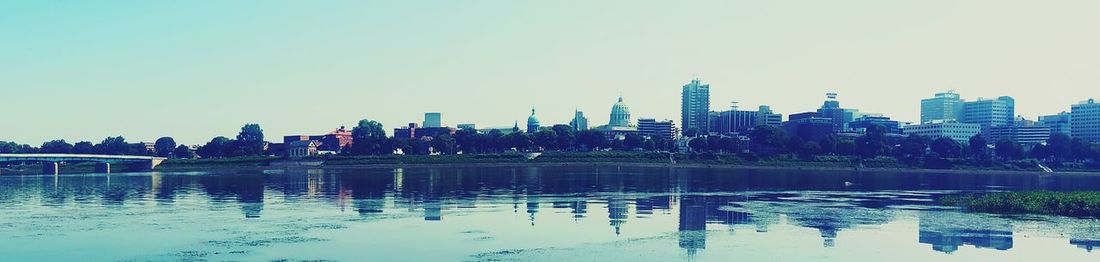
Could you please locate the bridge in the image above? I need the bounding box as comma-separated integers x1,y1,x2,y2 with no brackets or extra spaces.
0,154,166,175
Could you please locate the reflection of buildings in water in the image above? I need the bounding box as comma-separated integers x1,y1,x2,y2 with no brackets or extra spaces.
741,198,893,248
393,168,404,192
571,200,588,220
678,195,707,253
608,197,628,235
918,212,1013,253
526,195,539,225
1070,239,1100,252
355,199,385,217
424,200,442,221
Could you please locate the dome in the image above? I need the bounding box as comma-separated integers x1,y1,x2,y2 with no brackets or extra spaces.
527,108,540,125
609,97,632,127
526,107,540,133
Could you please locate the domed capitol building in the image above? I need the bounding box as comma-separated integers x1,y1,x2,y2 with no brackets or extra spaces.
609,97,632,128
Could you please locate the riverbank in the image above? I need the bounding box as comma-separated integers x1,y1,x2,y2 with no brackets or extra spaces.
8,152,1098,176
150,152,1100,176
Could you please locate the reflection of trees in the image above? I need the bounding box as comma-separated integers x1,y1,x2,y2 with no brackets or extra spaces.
198,174,265,218
918,212,1013,253
740,196,894,248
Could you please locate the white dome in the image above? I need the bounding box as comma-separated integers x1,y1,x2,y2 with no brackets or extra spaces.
609,97,631,127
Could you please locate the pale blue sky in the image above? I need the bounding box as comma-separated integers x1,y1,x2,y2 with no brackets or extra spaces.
2,0,1098,145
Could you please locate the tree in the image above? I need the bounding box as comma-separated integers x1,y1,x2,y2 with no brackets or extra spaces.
454,129,483,154
551,124,576,150
897,135,928,167
799,141,822,160
431,134,457,154
97,136,129,155
534,130,559,150
967,134,990,165
73,141,96,154
351,119,387,155
855,124,887,159
931,138,961,158
40,140,73,154
576,130,607,151
623,133,645,150
819,135,838,155
1030,144,1052,160
234,124,265,156
994,139,1022,161
154,137,177,158
1048,133,1073,163
198,136,231,158
688,137,709,152
173,145,194,159
749,125,787,155
0,141,20,153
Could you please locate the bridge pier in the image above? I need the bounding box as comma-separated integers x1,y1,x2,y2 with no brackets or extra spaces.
42,162,59,175
95,163,111,174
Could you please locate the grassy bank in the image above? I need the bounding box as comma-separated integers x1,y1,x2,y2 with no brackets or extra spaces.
941,191,1100,218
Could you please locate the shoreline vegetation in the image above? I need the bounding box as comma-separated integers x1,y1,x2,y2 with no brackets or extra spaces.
4,152,1100,175
941,191,1100,218
151,152,1100,175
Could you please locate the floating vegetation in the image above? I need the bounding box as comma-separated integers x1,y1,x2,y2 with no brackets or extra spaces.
941,191,1100,218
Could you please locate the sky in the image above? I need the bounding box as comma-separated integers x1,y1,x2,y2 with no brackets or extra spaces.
2,0,1099,146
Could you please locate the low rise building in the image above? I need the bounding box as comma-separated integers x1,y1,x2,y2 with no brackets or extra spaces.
637,118,676,140
902,122,982,143
287,140,319,158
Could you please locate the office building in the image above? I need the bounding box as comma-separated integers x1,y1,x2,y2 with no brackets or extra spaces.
1039,112,1072,136
961,96,1015,128
570,110,589,131
902,122,982,143
713,104,783,135
1072,98,1100,142
394,123,456,139
609,97,632,127
637,118,676,140
783,117,835,142
848,116,902,134
921,91,964,123
984,125,1051,148
816,93,861,132
423,112,442,128
681,79,711,136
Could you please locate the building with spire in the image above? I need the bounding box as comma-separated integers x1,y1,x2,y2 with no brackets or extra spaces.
570,109,589,131
527,107,540,133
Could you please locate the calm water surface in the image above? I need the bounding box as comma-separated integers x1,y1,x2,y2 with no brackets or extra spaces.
3,166,1100,261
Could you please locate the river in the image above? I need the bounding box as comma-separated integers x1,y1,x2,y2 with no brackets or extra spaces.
2,166,1100,261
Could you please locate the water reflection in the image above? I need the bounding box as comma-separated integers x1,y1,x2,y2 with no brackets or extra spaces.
3,166,1100,260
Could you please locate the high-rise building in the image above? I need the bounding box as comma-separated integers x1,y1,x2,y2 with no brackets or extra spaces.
1072,98,1100,142
681,79,710,136
609,97,632,127
423,112,442,128
815,93,860,132
756,105,783,127
1039,112,1072,136
961,96,1015,128
570,110,589,131
921,92,964,124
637,118,676,140
527,107,541,133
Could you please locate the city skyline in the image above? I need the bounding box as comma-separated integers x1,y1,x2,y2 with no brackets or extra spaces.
4,1,1100,145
